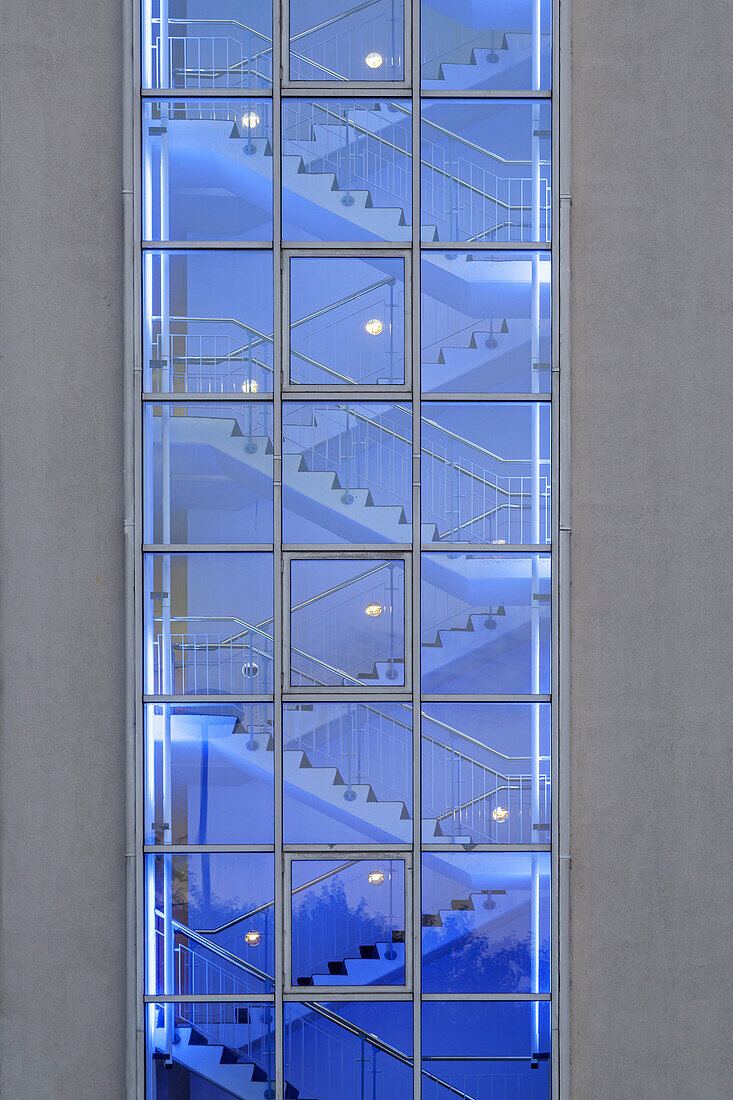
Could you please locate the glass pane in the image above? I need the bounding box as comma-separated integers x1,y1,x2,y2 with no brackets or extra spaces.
143,251,274,395
289,0,405,81
143,0,273,89
143,403,274,544
144,552,275,695
143,99,273,241
282,99,413,242
422,402,551,545
421,251,551,393
291,859,406,986
290,558,406,686
421,552,550,693
289,256,406,386
422,852,551,993
421,99,551,243
146,853,275,996
421,0,551,91
146,1001,276,1100
422,1001,551,1099
283,403,412,544
144,703,274,845
284,1001,412,1099
283,702,412,844
422,703,551,845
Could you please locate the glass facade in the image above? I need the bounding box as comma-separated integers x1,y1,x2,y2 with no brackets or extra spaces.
138,1,556,1095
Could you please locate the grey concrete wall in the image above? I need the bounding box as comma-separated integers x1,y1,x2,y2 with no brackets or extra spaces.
570,1,733,1097
0,0,126,1097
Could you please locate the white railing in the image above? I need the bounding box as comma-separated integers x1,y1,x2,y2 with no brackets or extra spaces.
151,329,274,395
151,625,275,696
290,0,404,82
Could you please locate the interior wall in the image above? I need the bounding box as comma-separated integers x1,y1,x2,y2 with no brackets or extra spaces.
569,1,733,1096
0,0,126,1096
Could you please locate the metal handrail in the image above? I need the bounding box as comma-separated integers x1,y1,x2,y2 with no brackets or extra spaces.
160,911,474,1100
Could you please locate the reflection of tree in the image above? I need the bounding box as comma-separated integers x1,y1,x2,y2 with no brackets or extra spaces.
293,880,392,977
426,928,551,993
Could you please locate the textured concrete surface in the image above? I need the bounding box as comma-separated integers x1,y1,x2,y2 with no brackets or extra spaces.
0,0,126,1097
570,1,733,1096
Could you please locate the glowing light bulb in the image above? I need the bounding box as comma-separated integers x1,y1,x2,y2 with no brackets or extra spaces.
368,870,385,886
244,930,261,947
242,112,260,128
365,602,383,617
492,806,509,823
365,52,384,69
241,378,259,393
365,318,383,336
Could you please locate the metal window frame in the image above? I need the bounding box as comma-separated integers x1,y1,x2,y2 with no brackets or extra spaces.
126,0,569,1095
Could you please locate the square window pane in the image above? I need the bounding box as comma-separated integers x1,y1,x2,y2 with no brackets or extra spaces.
282,99,412,242
291,859,406,986
289,0,405,81
146,1002,276,1100
422,0,551,91
422,852,551,993
421,552,550,693
143,99,273,242
283,702,412,844
421,99,551,243
289,256,406,386
144,552,274,695
146,853,275,996
422,1001,551,1098
421,251,551,393
284,1001,412,1099
144,703,274,845
283,403,412,544
422,402,551,545
422,703,551,845
144,403,274,544
290,558,406,686
143,250,274,395
143,1,273,89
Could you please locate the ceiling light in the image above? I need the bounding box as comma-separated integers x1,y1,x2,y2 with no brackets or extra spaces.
365,602,383,617
368,870,385,885
242,111,260,128
241,378,259,393
242,662,259,677
365,52,383,69
492,806,509,823
244,930,261,946
365,318,383,336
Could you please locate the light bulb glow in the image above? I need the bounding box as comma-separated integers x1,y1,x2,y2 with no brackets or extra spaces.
365,318,383,336
242,112,260,128
365,52,384,69
368,870,385,885
244,930,261,947
365,602,383,617
241,378,259,393
492,806,509,823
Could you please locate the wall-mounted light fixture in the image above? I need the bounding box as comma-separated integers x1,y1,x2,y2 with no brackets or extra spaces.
365,602,383,617
492,806,509,823
365,318,384,336
241,379,259,393
244,930,261,947
368,870,385,886
365,52,384,69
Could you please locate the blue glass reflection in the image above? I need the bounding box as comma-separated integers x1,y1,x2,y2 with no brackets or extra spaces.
142,0,273,89
290,558,406,686
144,703,274,845
421,99,551,243
422,852,551,993
290,0,405,81
284,1001,412,1100
143,251,274,394
421,252,551,393
422,0,552,91
283,702,412,844
422,1001,551,1099
143,99,273,241
291,859,406,986
282,99,412,242
283,403,412,544
290,255,406,386
422,403,551,545
144,403,274,544
422,703,551,845
421,552,550,693
144,553,274,695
